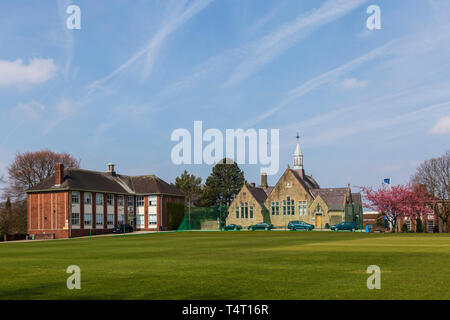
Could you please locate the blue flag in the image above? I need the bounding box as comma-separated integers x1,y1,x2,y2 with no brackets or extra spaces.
383,178,391,185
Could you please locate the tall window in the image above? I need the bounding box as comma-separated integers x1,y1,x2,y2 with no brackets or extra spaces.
84,213,92,226
71,212,80,225
290,199,295,215
282,200,286,215
84,193,92,205
107,214,114,225
71,192,80,204
96,193,104,205
118,214,124,224
96,213,103,225
128,196,134,213
136,196,144,207
118,195,124,206
272,202,280,215
107,194,114,206
244,203,248,218
149,214,157,225
427,220,434,233
236,207,239,219
136,215,144,226
240,202,245,218
299,201,307,216
250,206,253,219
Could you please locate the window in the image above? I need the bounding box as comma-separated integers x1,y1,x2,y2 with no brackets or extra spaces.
272,202,280,215
282,200,286,215
240,203,244,218
71,212,80,225
96,194,104,205
118,214,124,224
84,214,92,226
149,196,157,206
290,199,295,215
244,203,248,219
149,214,157,225
405,220,411,231
427,220,434,233
128,196,134,213
107,194,114,206
71,192,80,204
136,196,144,207
236,207,239,219
96,213,103,225
118,195,124,206
315,205,322,214
250,206,253,219
84,193,92,205
136,215,144,226
287,197,291,215
107,214,114,225
299,201,307,216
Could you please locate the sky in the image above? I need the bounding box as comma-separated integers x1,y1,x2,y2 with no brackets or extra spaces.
0,0,449,191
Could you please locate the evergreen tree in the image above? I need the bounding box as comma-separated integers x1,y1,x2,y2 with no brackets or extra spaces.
204,158,245,207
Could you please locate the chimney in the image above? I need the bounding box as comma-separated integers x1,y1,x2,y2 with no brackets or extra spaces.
261,173,268,189
55,163,64,186
107,162,116,175
249,182,256,188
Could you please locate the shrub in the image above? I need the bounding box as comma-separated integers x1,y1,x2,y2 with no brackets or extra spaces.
433,225,439,233
325,223,330,229
401,223,409,233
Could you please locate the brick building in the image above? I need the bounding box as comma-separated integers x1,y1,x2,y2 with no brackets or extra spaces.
227,136,363,229
26,163,184,239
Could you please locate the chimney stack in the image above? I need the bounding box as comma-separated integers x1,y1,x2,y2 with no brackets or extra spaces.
107,162,116,175
249,182,256,188
55,163,64,186
261,172,268,189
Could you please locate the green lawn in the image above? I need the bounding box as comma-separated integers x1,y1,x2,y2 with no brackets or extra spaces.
0,232,449,299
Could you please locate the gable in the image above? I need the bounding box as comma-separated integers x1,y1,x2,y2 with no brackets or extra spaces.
265,168,314,206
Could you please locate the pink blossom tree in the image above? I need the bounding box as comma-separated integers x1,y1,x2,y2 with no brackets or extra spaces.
361,184,433,232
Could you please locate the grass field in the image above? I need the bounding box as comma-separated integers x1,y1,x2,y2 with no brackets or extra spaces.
0,231,449,300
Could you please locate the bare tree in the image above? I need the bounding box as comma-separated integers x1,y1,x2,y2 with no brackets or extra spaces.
5,149,80,201
411,151,450,232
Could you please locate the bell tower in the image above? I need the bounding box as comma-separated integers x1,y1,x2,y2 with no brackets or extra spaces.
293,132,303,170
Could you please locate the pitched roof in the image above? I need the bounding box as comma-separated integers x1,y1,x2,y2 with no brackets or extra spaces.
310,188,362,211
26,168,183,196
247,185,268,204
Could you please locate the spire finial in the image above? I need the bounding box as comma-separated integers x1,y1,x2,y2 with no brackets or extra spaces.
296,132,300,142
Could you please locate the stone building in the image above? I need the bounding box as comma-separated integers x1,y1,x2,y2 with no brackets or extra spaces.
227,137,363,229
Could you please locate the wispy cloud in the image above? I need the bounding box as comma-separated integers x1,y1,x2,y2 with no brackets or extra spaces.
42,99,82,135
339,77,369,90
242,41,393,128
430,115,450,134
90,0,212,90
0,58,57,88
224,0,369,88
11,101,45,119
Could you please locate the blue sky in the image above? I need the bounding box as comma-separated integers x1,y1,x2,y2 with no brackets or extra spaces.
0,0,449,190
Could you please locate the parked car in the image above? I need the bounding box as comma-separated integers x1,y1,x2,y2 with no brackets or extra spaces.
330,222,359,231
224,224,242,231
112,224,134,233
248,223,274,231
288,220,314,231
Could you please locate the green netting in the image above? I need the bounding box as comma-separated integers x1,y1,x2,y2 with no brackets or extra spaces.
177,205,229,231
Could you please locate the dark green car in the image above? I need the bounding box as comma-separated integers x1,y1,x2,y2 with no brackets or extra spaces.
224,224,242,231
248,223,274,231
331,222,359,231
